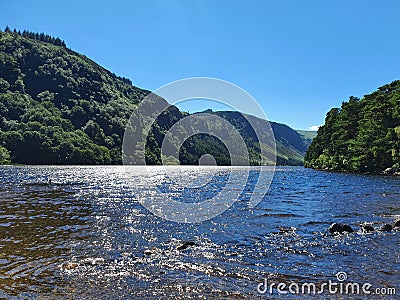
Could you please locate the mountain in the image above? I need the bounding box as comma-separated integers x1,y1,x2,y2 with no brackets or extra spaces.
0,29,311,165
305,81,400,174
214,111,312,165
0,29,149,164
183,110,312,166
297,130,317,141
269,122,313,165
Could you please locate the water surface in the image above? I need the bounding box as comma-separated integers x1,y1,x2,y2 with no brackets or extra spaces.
0,166,398,299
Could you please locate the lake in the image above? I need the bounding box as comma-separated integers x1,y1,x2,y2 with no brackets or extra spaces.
0,166,398,299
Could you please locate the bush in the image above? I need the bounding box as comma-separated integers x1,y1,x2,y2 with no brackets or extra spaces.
0,146,10,164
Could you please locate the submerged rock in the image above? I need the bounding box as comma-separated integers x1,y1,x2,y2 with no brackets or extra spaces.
60,262,80,270
342,224,354,233
361,224,374,233
328,223,343,234
378,224,393,232
393,219,400,228
176,241,198,251
61,258,104,270
144,248,157,256
80,257,104,266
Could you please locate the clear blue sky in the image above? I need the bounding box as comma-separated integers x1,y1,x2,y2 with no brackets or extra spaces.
1,0,400,130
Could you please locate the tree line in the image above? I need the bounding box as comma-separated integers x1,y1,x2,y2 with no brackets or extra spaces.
4,26,66,47
305,81,400,174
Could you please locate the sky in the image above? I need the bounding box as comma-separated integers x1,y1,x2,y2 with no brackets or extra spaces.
1,0,400,130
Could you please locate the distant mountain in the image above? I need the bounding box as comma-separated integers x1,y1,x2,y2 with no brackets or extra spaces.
268,122,313,165
297,130,317,141
185,110,313,166
0,29,312,165
305,81,400,174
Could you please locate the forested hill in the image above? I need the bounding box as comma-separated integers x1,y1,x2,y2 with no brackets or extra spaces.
305,81,400,174
0,29,312,165
0,28,151,164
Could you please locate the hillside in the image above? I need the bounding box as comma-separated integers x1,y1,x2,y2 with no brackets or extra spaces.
305,81,400,174
0,29,149,164
0,29,311,165
297,130,317,141
212,111,311,165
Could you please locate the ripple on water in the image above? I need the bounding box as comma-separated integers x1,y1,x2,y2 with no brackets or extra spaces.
0,166,398,298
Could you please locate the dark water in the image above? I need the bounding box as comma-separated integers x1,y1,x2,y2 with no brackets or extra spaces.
0,166,399,299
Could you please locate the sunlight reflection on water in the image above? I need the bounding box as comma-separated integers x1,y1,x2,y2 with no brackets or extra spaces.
0,166,398,299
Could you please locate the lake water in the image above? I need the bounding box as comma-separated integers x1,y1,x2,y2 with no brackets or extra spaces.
0,166,398,299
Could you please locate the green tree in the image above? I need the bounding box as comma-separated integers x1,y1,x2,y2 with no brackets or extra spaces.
0,145,10,164
305,80,400,174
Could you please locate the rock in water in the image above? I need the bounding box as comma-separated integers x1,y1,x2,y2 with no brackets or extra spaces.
329,223,343,234
378,224,393,232
60,262,80,270
393,219,400,228
342,224,354,233
361,224,374,233
176,241,198,251
383,167,394,175
144,248,157,256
